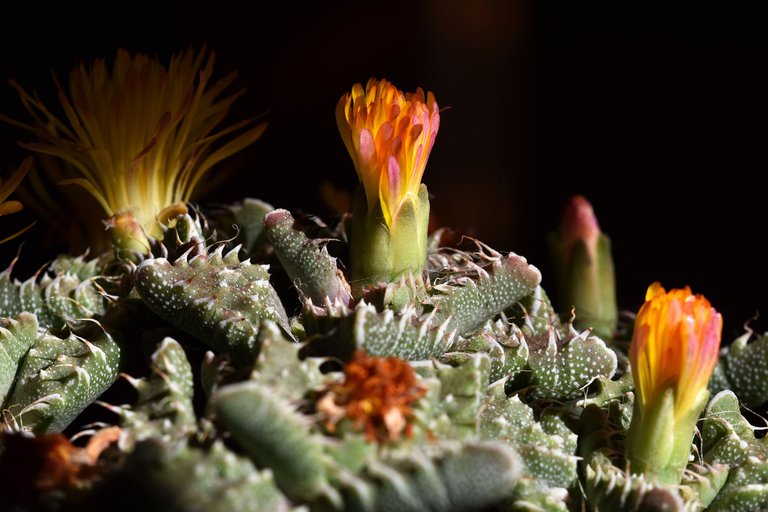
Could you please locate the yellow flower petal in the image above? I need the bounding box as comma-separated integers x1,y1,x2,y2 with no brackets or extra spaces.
0,200,23,216
0,157,33,245
630,282,722,421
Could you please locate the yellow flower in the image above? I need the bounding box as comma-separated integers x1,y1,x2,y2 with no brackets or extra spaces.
336,78,439,227
2,48,265,250
630,282,722,420
0,157,34,244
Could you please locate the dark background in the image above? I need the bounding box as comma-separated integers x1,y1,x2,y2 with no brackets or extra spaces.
1,2,766,339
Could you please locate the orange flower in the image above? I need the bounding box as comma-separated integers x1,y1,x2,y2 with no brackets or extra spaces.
318,351,425,443
630,282,722,420
336,78,439,227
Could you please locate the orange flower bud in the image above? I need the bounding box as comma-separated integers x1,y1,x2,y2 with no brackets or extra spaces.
631,282,722,420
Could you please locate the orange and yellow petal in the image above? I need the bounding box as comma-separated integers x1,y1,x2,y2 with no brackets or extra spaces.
336,78,439,227
630,282,722,421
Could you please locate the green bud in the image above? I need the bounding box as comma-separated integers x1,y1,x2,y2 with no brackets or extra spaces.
550,195,617,338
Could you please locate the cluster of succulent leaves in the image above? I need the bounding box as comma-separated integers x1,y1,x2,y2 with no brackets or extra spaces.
2,202,768,512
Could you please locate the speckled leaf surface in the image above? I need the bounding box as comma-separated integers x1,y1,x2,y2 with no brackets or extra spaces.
6,322,121,433
135,246,290,364
0,313,38,405
0,255,105,329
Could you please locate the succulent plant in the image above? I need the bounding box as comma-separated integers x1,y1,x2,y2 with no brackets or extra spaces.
0,312,121,434
1,53,767,512
0,254,107,330
134,244,291,364
708,329,768,408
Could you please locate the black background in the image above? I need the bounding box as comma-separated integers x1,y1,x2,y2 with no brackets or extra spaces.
1,1,766,340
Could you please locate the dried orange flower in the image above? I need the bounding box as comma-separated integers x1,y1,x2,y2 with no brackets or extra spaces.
0,427,121,493
38,427,121,490
318,351,425,443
